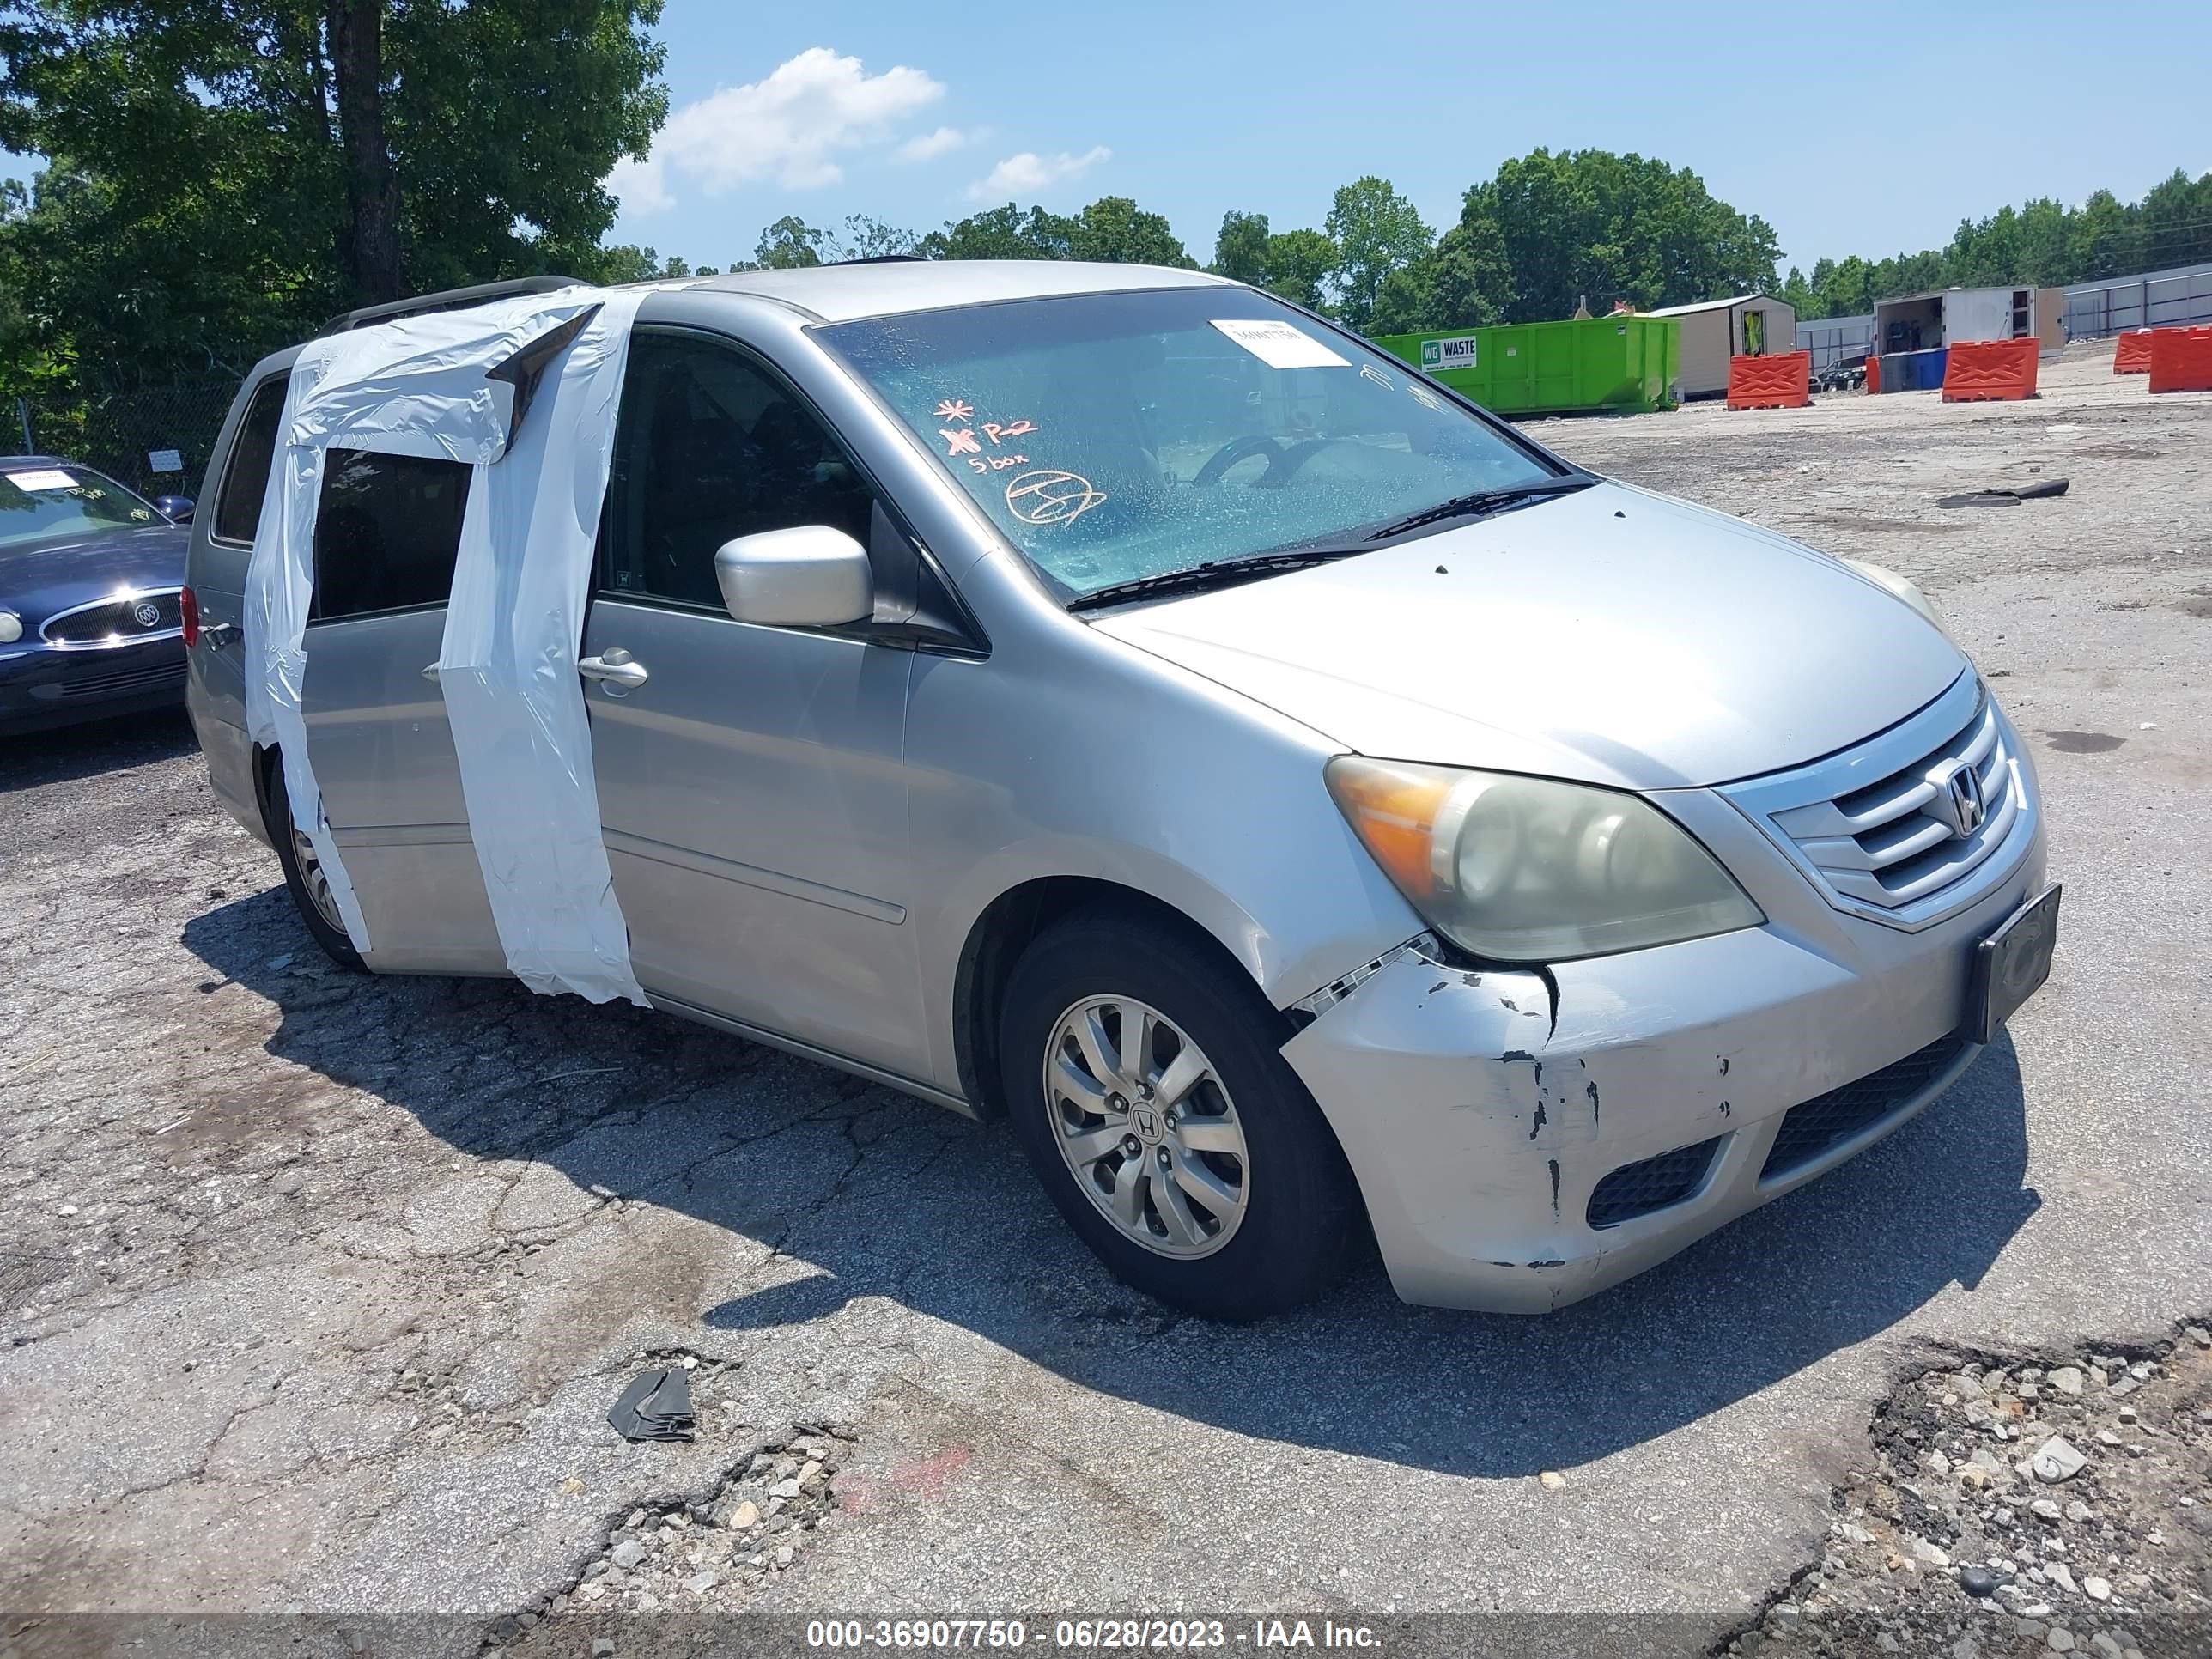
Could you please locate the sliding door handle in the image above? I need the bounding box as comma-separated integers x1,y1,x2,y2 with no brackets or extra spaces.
578,647,648,691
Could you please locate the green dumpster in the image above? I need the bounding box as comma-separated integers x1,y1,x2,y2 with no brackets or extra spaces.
1371,316,1680,416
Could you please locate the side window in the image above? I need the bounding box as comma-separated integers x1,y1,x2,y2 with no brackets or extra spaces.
210,375,289,544
605,331,873,609
309,448,471,623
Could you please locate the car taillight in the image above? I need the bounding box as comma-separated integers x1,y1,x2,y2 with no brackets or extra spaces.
180,585,201,647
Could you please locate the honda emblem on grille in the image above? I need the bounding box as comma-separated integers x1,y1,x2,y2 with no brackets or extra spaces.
1928,759,1987,839
131,600,161,628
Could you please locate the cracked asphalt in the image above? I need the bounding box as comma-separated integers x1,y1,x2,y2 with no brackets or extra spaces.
2,342,2207,1649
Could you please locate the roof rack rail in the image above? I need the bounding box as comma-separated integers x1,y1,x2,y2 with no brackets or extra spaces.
318,275,586,337
827,254,929,266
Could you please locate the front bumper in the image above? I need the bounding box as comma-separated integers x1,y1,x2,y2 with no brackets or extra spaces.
1283,732,2047,1315
0,635,186,734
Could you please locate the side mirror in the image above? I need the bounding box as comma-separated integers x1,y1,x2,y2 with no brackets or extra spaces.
155,495,195,524
714,525,872,628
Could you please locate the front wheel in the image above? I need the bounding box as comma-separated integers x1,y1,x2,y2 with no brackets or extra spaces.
999,906,1358,1320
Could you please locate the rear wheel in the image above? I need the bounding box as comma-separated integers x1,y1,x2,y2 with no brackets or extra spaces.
266,758,363,971
1000,905,1358,1320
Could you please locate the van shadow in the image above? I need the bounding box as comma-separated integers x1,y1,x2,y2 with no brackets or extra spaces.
184,890,2039,1481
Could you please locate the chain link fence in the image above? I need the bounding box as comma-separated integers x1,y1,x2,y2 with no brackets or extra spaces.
13,375,244,500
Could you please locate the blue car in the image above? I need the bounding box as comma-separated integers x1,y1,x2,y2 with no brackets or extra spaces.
0,459,194,735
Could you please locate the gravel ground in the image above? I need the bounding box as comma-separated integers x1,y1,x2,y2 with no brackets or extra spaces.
1729,1322,2211,1658
2,339,2207,1656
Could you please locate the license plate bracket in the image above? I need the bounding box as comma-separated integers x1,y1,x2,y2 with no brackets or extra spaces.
1967,883,2062,1045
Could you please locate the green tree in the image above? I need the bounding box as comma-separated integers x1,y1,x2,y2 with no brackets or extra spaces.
2070,189,2142,281
1322,176,1431,331
1465,148,1779,323
1211,210,1271,284
1370,217,1512,333
1066,197,1194,266
837,213,920,261
0,0,666,381
754,215,830,269
1258,228,1339,310
915,203,1076,260
2139,167,2212,270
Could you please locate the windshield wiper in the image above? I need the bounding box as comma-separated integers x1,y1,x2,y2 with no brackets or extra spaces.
1363,476,1596,541
1066,546,1371,613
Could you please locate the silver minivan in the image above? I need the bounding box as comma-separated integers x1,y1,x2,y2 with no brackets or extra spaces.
185,262,2057,1320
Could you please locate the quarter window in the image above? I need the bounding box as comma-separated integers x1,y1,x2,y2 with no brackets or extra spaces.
310,448,471,622
604,331,873,609
212,375,289,545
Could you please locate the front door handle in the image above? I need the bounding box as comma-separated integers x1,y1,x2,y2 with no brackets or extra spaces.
578,647,648,691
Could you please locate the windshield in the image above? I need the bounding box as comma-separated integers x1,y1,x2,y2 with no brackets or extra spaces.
818,287,1562,599
0,465,161,550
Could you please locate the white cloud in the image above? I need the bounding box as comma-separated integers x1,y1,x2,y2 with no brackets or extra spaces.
611,46,945,208
966,145,1111,202
605,153,673,216
894,125,970,164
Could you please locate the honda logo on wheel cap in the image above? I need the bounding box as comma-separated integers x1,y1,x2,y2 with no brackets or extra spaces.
1928,759,1987,838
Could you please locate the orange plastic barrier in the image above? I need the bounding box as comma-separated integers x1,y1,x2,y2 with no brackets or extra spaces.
2148,326,2212,394
2112,331,2154,374
1726,350,1810,410
1942,338,2039,402
1864,354,1880,394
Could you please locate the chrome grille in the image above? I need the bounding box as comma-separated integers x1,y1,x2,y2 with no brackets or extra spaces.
1719,673,2034,931
40,588,185,647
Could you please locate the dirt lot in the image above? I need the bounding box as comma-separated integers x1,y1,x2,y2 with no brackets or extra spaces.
3,340,2207,1656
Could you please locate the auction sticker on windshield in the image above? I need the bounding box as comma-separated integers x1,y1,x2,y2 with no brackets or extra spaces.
1419,334,1479,371
1209,319,1348,369
4,470,79,492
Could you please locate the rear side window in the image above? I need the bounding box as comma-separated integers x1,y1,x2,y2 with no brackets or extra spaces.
211,375,289,544
309,448,471,622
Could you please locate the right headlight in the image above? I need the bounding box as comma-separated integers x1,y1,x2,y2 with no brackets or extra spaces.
1325,756,1764,963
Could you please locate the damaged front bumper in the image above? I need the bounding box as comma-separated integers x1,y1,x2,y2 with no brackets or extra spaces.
1281,781,2046,1314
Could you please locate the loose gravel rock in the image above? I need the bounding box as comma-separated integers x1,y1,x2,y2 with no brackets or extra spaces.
1723,1320,2211,1658
501,1425,851,1649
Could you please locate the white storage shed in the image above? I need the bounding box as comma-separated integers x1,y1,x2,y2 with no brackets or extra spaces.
1644,293,1800,399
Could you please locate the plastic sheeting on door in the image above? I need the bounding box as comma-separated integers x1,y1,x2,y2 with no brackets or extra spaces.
243,286,654,1004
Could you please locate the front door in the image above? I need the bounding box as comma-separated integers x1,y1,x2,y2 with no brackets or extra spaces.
301,447,506,974
580,326,927,1077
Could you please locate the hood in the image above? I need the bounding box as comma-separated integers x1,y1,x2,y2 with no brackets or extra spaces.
1091,481,1967,789
0,524,190,627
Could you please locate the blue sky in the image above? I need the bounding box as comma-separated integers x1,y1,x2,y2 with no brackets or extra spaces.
6,1,2208,277
613,0,2209,273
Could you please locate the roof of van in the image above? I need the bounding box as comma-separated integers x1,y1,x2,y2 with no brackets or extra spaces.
685,259,1235,322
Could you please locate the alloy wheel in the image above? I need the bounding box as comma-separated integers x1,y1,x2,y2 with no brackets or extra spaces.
1041,995,1250,1259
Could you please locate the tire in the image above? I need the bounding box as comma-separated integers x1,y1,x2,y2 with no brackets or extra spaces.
265,756,365,972
999,904,1358,1321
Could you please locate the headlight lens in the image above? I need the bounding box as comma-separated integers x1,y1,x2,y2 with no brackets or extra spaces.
1325,757,1764,962
1840,557,1944,632
0,610,21,644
